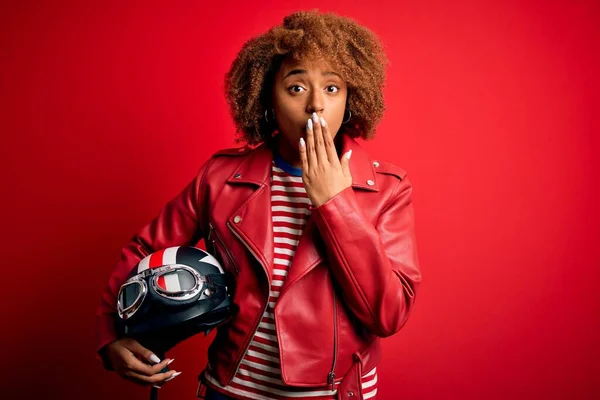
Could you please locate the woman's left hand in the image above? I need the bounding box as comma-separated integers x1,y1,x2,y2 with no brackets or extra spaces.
299,112,353,208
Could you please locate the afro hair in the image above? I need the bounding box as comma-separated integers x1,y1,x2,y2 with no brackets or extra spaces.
224,10,389,146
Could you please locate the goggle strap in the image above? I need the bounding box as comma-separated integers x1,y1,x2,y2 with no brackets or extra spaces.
205,273,232,288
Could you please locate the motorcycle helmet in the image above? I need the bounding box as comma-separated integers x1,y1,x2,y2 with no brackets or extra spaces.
115,246,237,355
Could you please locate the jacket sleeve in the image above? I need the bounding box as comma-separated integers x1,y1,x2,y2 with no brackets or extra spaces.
95,158,212,367
310,177,421,337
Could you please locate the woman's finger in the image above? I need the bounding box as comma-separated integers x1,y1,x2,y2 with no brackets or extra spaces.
306,117,318,171
152,370,183,389
123,369,181,386
125,338,160,365
312,113,329,165
299,136,308,174
123,351,173,376
320,116,339,166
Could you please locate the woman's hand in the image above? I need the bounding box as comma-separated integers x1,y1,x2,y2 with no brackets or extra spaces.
299,112,353,208
104,338,180,388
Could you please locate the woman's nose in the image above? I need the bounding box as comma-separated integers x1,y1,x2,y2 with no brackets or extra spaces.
306,90,324,115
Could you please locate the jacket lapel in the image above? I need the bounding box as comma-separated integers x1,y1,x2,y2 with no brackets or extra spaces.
224,144,275,282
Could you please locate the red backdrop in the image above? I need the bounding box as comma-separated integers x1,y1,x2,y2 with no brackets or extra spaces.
1,0,598,399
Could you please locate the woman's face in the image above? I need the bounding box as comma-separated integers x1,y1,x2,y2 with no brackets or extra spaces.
271,57,348,152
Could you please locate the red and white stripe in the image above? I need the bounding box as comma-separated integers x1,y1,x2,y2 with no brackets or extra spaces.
137,246,180,273
205,162,378,399
136,246,182,292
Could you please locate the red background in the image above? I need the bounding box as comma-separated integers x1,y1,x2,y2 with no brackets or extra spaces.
1,1,598,399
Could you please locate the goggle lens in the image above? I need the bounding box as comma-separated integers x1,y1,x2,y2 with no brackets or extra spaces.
118,281,144,313
155,269,197,293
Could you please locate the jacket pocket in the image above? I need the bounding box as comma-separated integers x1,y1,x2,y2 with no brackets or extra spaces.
208,222,239,276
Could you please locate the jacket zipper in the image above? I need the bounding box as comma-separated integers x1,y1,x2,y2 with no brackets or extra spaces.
224,220,337,390
226,221,271,383
328,288,338,391
208,222,238,275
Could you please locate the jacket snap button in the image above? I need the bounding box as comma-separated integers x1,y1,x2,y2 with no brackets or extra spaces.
233,215,242,223
347,391,354,397
373,161,379,168
234,173,241,179
366,179,374,186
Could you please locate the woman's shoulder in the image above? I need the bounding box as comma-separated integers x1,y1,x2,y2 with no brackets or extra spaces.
345,135,408,182
371,158,408,181
212,145,252,157
198,143,268,185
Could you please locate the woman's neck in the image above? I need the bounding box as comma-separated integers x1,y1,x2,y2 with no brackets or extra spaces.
274,135,302,169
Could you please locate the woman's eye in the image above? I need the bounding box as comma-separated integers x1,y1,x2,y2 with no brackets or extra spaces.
288,85,340,94
289,85,305,94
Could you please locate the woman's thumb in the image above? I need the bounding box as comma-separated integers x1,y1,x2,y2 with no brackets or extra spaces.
128,339,161,364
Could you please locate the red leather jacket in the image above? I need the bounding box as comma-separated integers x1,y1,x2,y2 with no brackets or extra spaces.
96,134,421,399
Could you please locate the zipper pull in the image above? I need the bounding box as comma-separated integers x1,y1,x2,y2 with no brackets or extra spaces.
208,223,218,252
328,371,335,391
208,223,215,241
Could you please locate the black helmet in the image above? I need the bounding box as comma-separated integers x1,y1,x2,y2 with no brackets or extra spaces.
115,246,237,355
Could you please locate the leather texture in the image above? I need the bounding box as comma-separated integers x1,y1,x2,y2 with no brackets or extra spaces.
96,134,421,398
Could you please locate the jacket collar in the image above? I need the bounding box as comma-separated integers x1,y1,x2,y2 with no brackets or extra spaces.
226,133,379,192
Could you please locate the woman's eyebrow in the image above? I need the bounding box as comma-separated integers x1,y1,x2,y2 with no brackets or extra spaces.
282,69,341,80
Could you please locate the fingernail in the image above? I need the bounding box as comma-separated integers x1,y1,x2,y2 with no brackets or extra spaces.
312,112,319,123
346,149,352,160
299,137,305,147
319,117,327,127
165,371,182,382
150,354,161,364
307,119,313,131
153,385,162,389
166,359,175,366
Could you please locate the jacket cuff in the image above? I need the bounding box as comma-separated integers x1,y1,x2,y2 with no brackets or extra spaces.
97,344,114,371
309,186,365,242
96,314,118,370
309,186,354,213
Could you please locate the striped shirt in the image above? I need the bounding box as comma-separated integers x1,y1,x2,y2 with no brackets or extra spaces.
205,154,378,399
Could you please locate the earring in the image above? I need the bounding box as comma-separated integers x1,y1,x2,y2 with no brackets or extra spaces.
264,109,275,123
342,109,352,124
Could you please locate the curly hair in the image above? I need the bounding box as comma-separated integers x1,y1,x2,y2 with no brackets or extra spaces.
224,10,389,146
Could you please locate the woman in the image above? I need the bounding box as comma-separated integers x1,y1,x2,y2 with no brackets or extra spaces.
96,10,421,400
